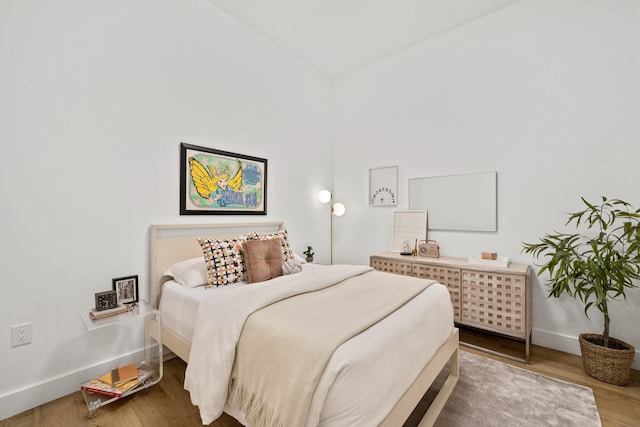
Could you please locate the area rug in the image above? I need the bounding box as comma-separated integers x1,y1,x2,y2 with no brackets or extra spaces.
407,350,602,427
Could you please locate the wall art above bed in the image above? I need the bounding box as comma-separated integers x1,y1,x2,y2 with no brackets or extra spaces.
180,143,267,215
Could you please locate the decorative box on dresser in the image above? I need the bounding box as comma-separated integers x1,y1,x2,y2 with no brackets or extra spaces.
370,252,532,363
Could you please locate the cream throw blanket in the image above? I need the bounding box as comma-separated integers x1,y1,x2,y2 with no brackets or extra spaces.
227,269,434,427
186,265,375,424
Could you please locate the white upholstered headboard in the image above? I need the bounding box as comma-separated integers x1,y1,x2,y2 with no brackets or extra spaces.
148,222,285,308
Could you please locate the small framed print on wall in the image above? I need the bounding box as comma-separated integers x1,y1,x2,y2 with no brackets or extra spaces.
369,166,398,206
112,275,138,305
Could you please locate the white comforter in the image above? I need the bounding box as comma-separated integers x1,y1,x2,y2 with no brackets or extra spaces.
184,264,454,426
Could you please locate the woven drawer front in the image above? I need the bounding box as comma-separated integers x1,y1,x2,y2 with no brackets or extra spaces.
412,265,461,321
461,270,526,338
370,258,412,276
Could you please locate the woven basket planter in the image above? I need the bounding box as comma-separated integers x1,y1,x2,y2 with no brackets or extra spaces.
579,333,635,385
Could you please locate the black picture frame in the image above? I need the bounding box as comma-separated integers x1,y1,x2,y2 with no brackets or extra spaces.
112,275,139,305
180,143,268,215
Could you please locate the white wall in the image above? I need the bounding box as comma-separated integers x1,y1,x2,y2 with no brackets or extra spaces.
0,0,333,419
333,0,640,367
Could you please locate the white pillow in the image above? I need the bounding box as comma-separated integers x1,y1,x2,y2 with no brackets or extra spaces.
163,257,208,288
292,252,307,264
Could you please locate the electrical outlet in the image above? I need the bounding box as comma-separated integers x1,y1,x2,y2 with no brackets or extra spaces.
11,323,32,347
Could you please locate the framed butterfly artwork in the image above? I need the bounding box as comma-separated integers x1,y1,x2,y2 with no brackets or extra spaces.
180,143,267,215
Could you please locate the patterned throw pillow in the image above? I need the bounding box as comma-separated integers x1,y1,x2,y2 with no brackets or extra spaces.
247,229,294,261
198,235,249,287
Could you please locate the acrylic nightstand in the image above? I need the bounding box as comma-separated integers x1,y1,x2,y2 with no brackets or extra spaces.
79,300,162,417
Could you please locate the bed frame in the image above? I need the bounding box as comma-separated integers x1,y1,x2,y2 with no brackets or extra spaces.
148,222,459,427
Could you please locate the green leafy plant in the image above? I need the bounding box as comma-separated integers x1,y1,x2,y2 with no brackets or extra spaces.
522,196,640,348
303,245,314,258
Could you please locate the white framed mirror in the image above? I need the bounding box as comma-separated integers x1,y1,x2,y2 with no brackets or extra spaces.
409,171,497,232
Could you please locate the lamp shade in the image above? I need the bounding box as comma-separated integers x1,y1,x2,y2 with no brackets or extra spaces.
332,202,346,216
318,190,332,204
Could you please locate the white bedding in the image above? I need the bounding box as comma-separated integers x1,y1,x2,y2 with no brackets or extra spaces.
160,263,454,426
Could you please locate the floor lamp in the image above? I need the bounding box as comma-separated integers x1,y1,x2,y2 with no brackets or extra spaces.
318,190,345,265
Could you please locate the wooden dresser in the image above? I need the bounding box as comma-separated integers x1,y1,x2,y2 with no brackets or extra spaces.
371,252,532,362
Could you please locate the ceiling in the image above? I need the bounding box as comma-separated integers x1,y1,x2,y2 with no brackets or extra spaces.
207,0,521,76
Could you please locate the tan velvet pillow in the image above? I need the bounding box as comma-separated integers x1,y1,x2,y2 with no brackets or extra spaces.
246,229,294,260
243,238,284,284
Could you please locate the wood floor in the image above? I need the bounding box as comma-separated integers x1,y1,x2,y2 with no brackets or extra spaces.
2,336,639,427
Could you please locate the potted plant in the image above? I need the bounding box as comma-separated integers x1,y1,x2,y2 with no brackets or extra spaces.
303,245,314,263
522,196,640,385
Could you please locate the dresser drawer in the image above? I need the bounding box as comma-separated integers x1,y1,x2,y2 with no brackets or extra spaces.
460,270,526,338
412,264,461,321
370,257,413,276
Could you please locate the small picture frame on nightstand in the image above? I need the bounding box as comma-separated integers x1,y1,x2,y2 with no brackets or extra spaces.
112,275,138,305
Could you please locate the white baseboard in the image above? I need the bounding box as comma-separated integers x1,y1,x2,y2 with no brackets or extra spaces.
533,328,640,370
0,349,144,421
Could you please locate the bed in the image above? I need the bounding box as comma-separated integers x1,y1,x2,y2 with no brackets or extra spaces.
148,222,459,427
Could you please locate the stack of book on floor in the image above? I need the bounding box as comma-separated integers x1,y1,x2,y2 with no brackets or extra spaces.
81,363,152,397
